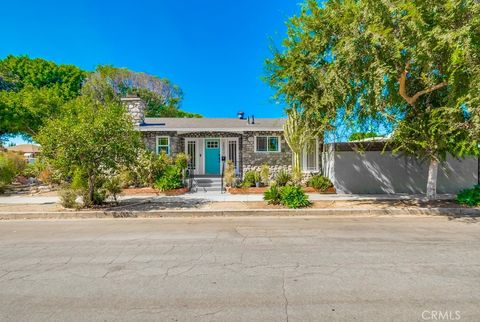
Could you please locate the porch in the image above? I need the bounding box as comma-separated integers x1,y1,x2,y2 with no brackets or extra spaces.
182,137,240,176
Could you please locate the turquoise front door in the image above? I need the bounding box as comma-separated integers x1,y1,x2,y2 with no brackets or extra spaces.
205,139,220,175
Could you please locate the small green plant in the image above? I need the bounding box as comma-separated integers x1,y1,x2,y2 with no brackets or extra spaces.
275,170,291,187
280,185,311,208
456,185,480,207
260,164,270,186
103,176,122,205
224,160,236,187
154,165,183,191
59,187,79,209
307,174,333,191
242,170,257,188
263,184,282,205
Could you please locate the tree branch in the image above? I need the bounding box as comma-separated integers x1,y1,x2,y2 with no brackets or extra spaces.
398,63,448,106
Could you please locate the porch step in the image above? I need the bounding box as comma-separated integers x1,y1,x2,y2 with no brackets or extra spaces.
195,177,224,192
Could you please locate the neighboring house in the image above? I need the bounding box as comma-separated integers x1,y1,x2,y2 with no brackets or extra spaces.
6,144,41,164
122,96,320,177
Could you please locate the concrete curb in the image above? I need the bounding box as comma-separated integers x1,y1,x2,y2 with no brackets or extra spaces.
0,207,478,220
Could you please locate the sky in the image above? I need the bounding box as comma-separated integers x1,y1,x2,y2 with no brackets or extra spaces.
1,0,302,135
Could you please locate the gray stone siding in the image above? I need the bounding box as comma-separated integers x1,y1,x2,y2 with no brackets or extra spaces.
241,131,292,179
141,131,182,155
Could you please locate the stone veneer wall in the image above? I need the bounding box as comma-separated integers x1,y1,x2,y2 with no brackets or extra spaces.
141,131,182,155
121,97,146,126
241,131,293,179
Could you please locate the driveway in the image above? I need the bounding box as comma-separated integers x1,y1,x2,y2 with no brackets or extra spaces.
0,216,479,321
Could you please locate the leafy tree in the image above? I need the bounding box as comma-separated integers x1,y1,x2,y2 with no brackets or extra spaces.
36,96,141,206
83,65,201,118
0,55,86,139
267,0,480,199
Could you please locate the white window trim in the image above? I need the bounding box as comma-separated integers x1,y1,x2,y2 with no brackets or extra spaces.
254,135,281,153
156,136,170,155
302,138,319,172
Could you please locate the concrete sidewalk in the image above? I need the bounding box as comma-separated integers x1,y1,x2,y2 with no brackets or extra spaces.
0,192,456,205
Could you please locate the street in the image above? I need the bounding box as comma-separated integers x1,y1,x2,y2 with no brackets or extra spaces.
0,216,479,321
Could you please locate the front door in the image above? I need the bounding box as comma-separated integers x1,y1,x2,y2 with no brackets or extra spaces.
205,139,220,175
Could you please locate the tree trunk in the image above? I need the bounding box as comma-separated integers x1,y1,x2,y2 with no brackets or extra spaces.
88,175,95,206
426,159,439,200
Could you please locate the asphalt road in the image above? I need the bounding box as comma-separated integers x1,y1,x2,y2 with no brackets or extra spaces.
0,216,479,322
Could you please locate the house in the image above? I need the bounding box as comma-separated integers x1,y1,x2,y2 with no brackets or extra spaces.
121,96,321,178
6,144,41,164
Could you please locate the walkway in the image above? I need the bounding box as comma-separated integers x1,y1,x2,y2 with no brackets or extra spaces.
0,192,455,205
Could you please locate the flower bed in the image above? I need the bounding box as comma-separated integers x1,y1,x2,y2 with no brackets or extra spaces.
227,186,336,194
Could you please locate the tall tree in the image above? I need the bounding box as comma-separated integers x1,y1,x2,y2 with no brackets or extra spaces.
84,65,201,118
0,55,86,140
267,0,480,199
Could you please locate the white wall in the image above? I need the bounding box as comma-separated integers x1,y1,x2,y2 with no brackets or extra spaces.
323,148,478,194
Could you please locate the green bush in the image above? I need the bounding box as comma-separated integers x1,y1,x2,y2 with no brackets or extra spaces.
307,174,333,191
154,165,183,191
263,184,282,205
59,187,79,208
263,184,311,208
0,152,26,192
275,170,291,187
456,185,480,207
242,171,257,188
103,176,122,204
280,185,311,208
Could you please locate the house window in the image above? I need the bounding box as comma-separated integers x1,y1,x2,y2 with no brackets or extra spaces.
255,136,280,152
302,139,318,172
157,136,170,155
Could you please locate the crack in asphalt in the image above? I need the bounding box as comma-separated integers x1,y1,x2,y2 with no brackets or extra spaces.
282,270,289,322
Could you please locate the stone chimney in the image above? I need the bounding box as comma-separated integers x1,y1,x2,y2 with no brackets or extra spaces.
121,94,146,126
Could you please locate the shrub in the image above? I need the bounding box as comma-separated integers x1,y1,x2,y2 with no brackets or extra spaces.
224,160,236,187
263,184,282,205
456,185,480,207
0,152,26,192
59,187,78,208
307,174,333,191
242,171,257,188
280,185,311,208
154,165,183,191
103,176,122,204
275,170,291,187
260,164,270,186
174,152,189,170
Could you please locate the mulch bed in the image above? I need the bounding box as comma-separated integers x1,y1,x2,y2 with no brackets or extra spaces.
227,186,336,194
122,187,189,196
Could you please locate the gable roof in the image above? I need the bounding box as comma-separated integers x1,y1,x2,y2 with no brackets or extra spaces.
140,117,285,132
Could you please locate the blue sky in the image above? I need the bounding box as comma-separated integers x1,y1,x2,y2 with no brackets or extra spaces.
1,0,301,128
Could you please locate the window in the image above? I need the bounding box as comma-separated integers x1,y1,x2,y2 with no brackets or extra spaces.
206,141,219,149
187,140,196,170
157,136,170,155
255,136,280,152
